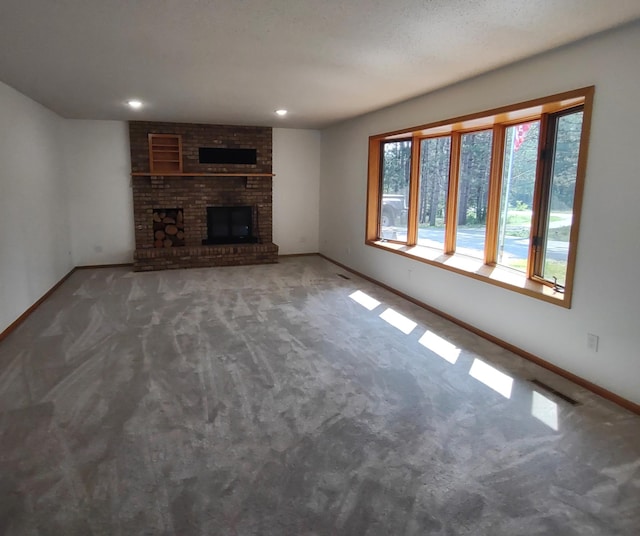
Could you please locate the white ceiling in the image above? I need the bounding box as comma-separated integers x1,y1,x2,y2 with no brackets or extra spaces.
1,1,639,129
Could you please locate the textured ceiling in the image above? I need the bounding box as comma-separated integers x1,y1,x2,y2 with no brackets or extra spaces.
0,1,639,128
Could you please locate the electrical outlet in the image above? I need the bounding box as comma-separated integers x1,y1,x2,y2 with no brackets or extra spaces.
587,333,599,352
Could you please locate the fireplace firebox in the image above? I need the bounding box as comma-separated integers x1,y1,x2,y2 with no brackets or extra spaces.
203,206,257,245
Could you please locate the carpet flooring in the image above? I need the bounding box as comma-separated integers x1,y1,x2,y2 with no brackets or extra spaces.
0,256,638,535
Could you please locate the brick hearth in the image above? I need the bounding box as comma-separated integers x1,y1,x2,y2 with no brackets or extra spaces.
129,121,279,271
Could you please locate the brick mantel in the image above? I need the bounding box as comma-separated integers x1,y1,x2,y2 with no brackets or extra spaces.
129,121,278,271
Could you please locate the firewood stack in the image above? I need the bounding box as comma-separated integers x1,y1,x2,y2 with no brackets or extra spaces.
153,209,185,248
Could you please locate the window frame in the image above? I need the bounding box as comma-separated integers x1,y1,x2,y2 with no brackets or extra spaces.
378,138,413,243
530,105,586,290
365,87,594,308
415,134,453,252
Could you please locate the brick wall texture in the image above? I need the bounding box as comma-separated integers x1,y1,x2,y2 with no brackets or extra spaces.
129,121,272,174
129,121,278,271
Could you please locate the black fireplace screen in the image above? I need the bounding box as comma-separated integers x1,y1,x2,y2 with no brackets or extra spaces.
203,206,257,245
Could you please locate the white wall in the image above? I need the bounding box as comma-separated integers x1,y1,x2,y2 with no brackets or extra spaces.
0,81,72,333
319,22,640,405
273,128,321,254
63,120,133,266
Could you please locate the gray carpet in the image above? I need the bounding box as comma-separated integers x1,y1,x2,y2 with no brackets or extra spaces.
0,256,638,535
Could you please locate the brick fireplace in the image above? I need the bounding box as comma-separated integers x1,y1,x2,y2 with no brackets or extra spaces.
129,121,279,271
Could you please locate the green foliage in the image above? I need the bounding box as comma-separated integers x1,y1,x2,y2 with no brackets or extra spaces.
548,112,583,211
500,257,527,272
547,225,571,242
505,211,532,225
418,136,450,226
501,257,567,286
543,259,568,286
505,227,530,238
457,130,492,225
382,140,411,195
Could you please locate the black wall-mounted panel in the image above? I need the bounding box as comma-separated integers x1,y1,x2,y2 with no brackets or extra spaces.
199,147,257,165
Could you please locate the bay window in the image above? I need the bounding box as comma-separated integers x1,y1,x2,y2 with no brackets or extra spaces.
366,87,594,307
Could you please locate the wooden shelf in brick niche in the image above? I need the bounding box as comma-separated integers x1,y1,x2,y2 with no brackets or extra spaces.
148,134,183,174
153,208,185,248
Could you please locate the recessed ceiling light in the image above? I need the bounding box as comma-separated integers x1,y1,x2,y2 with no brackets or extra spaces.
127,99,143,109
275,109,287,116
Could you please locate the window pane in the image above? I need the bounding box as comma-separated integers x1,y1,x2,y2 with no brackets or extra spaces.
497,121,540,271
380,140,411,241
541,111,583,287
456,130,493,259
417,136,450,249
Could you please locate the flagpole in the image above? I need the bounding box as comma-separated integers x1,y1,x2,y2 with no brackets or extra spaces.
499,128,516,260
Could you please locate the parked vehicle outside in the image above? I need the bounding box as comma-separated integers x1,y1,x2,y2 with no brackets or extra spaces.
381,193,407,227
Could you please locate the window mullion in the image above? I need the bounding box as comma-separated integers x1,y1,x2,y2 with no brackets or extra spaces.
406,136,421,245
485,125,506,265
444,132,461,254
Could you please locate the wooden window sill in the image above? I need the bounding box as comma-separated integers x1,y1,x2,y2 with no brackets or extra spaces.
367,240,568,307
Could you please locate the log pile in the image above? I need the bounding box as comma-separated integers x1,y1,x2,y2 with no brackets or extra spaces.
153,209,185,248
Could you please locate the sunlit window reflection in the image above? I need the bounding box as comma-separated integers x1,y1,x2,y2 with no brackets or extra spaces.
349,290,381,311
469,358,513,399
531,391,559,431
379,308,417,335
418,330,460,364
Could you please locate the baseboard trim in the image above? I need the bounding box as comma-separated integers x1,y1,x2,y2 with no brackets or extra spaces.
76,263,134,270
278,253,320,258
0,267,77,343
319,254,640,416
0,263,134,343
